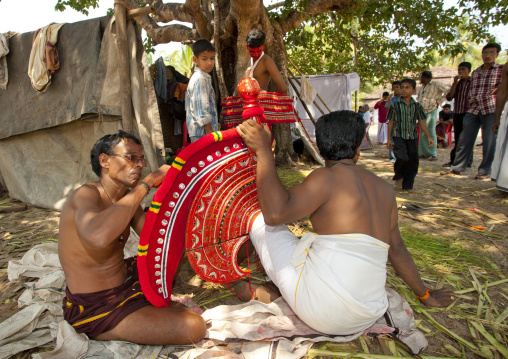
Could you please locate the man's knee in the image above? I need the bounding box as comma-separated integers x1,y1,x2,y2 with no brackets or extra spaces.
181,311,206,343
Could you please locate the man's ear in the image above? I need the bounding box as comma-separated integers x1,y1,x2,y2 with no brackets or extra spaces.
354,147,361,163
99,153,110,170
192,55,198,64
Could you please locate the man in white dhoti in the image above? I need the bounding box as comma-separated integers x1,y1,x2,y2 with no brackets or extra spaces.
236,111,454,336
492,62,508,194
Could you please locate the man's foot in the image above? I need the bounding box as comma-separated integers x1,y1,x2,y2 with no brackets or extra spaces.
440,169,461,176
233,281,281,304
442,162,452,167
429,156,438,161
404,189,416,194
394,178,403,189
474,173,489,180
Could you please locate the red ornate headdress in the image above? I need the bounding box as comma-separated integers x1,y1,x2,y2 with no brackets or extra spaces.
138,78,265,307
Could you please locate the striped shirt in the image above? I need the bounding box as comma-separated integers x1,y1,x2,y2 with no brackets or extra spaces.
185,67,218,138
446,77,472,114
387,97,427,140
417,81,449,114
468,63,503,115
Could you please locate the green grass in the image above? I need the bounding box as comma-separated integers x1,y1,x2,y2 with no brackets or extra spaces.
401,227,495,275
277,167,310,188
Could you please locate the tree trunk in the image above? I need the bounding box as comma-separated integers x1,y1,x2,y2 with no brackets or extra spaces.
213,0,295,164
122,0,353,164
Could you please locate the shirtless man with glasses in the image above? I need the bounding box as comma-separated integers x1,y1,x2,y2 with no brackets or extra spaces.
58,130,206,344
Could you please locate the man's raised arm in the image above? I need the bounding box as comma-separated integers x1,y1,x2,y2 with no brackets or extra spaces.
265,57,288,94
74,166,169,249
237,120,329,225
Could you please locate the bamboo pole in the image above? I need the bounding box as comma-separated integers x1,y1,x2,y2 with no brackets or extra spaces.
286,57,332,112
127,5,154,20
114,2,134,133
287,67,326,116
288,77,316,125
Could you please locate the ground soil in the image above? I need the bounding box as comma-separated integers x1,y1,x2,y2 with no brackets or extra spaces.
0,129,506,358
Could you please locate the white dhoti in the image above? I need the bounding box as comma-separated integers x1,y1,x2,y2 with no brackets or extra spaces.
492,102,508,192
250,214,389,335
377,122,388,144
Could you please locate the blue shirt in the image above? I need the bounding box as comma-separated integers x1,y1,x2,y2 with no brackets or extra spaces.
185,67,218,138
385,95,401,108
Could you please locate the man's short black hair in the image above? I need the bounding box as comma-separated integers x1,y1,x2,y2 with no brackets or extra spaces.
421,71,433,79
192,39,215,57
90,130,142,177
382,91,390,97
392,81,401,86
315,111,365,161
401,78,417,89
483,43,501,54
443,104,452,109
458,62,472,71
246,29,266,48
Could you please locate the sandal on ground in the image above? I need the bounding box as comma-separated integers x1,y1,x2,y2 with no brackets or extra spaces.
442,162,452,167
440,169,460,176
429,156,438,161
474,173,489,180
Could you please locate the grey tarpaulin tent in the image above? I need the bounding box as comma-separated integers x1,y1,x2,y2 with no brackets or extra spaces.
0,16,164,210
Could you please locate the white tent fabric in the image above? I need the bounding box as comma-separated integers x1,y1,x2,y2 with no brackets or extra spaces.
289,73,360,142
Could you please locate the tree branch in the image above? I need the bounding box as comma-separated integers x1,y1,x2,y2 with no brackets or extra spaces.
182,0,212,39
114,0,202,44
348,33,394,80
276,0,353,34
151,0,194,23
267,1,285,11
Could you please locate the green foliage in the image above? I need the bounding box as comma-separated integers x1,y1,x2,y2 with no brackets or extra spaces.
163,45,194,78
54,0,99,15
279,0,504,86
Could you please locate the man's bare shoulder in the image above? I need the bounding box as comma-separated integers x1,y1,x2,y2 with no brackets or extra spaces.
64,182,101,211
356,166,395,192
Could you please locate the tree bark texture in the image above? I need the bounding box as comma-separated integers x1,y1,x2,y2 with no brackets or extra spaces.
114,3,134,133
119,0,354,164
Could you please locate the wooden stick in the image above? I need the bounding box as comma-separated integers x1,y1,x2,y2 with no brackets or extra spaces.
287,67,326,116
287,77,316,125
127,6,154,20
114,2,133,133
286,57,332,112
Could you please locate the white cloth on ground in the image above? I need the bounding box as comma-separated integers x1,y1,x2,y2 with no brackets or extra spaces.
492,102,508,192
27,23,65,92
249,214,389,335
377,122,388,144
1,233,426,357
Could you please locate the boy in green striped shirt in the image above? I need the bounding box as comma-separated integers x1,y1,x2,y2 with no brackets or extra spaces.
387,79,434,191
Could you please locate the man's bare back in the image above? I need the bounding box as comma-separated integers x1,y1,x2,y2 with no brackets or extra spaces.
306,163,395,245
